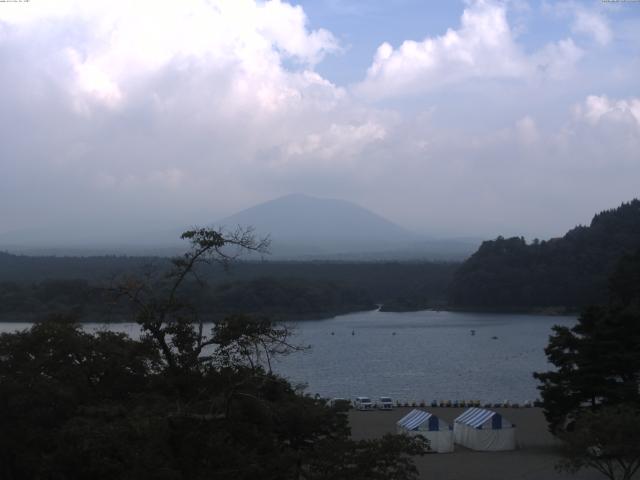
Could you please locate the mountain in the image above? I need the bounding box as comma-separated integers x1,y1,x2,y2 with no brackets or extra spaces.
449,199,640,311
216,193,421,257
0,194,479,260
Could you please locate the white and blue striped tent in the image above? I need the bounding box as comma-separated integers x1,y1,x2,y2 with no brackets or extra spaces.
396,409,454,453
453,408,516,451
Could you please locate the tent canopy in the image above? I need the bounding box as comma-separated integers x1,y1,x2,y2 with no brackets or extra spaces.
397,409,454,453
397,409,446,432
455,407,512,430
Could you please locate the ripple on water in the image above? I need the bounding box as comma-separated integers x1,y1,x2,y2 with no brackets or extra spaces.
0,310,574,403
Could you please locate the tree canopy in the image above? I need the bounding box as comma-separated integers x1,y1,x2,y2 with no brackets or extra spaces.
450,199,640,310
535,249,640,480
0,227,427,480
556,405,640,480
534,249,640,433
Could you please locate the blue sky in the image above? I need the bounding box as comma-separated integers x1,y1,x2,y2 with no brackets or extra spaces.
299,1,466,85
301,1,639,87
0,0,639,242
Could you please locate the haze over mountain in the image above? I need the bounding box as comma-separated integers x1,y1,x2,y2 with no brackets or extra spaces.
221,193,413,243
2,1,639,251
0,194,479,260
216,194,479,260
216,194,411,255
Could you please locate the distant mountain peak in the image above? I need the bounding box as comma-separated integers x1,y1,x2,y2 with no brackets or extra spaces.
217,194,417,254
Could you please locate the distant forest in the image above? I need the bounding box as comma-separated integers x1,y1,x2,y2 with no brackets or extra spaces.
0,255,457,321
450,199,640,311
2,199,640,320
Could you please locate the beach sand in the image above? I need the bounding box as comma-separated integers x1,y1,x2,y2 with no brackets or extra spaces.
349,407,612,480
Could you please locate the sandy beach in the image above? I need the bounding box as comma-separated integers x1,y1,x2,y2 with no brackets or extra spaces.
349,407,616,480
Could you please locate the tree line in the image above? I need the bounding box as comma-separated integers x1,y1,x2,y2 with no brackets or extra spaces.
450,199,640,311
0,277,376,321
3,199,640,317
0,254,457,320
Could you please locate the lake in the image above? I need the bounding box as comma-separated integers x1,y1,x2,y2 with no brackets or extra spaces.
0,309,574,404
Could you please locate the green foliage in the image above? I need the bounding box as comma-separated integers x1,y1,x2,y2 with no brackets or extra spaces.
451,199,640,310
534,249,640,433
305,434,428,480
212,314,301,371
0,279,106,317
0,276,375,320
557,405,640,480
0,228,427,479
0,315,161,479
208,277,376,319
0,261,456,320
0,320,428,479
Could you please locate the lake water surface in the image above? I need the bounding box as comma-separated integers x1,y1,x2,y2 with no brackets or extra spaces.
0,309,574,404
274,309,575,404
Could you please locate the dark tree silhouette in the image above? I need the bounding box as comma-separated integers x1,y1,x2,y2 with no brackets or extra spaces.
0,228,427,480
534,249,640,433
535,250,640,480
451,199,640,310
557,406,640,480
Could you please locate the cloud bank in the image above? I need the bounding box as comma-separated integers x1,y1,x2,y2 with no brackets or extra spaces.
356,0,582,99
0,0,638,241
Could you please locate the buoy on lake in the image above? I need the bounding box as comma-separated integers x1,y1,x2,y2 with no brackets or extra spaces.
470,329,476,336
331,332,335,335
491,336,498,340
392,332,396,336
351,330,355,336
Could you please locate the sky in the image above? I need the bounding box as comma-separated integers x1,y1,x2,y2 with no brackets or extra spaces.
0,0,639,242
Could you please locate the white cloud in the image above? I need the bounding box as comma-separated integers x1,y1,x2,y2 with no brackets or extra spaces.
531,37,583,78
547,1,613,46
574,95,640,127
0,0,352,155
0,1,637,240
0,0,356,230
0,0,340,111
358,95,640,236
282,121,387,165
356,0,583,100
515,115,539,145
571,9,612,46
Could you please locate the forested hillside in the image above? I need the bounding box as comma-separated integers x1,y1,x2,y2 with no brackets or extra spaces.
0,277,377,321
449,200,640,310
0,254,457,320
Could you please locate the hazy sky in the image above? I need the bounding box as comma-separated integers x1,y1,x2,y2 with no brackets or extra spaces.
1,0,639,240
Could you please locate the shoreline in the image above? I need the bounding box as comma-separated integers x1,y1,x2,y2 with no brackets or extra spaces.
0,299,582,324
0,305,577,324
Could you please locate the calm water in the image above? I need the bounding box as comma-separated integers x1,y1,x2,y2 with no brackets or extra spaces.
0,309,574,404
